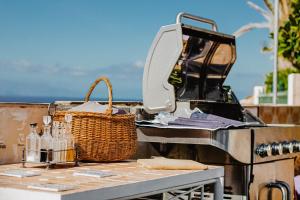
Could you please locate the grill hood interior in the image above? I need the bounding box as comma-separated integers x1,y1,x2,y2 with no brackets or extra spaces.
143,13,236,114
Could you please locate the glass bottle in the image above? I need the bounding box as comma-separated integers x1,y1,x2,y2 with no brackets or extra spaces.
40,116,53,162
52,121,60,163
65,114,75,162
59,122,67,162
25,123,40,162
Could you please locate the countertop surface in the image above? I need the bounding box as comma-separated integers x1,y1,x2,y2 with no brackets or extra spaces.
0,161,224,200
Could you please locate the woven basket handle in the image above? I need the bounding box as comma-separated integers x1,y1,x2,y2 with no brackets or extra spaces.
84,76,113,115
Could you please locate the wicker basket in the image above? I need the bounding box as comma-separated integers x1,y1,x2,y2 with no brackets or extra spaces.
54,76,137,162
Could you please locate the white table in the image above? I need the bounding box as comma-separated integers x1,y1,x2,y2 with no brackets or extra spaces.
0,162,224,200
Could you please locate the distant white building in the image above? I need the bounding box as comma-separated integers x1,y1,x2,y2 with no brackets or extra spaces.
253,86,264,105
288,74,300,105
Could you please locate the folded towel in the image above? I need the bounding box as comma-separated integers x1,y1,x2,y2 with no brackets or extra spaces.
69,101,120,114
137,157,208,170
167,112,245,130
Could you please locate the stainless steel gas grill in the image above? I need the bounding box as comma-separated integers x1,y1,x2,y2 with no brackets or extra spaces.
138,12,300,200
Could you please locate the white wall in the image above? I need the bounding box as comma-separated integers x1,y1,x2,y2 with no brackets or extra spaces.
288,74,300,105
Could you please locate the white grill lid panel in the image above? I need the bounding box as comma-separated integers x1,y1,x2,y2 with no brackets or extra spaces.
143,24,183,114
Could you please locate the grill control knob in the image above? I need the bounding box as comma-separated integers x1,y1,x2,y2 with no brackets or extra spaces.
282,141,293,154
292,140,300,152
255,144,272,157
271,142,283,156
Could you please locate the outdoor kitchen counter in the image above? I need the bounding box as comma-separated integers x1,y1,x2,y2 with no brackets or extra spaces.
0,161,224,200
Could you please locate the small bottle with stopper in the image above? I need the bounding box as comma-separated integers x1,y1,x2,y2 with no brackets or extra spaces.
25,123,40,162
64,114,75,162
52,121,61,163
59,122,67,162
40,116,53,162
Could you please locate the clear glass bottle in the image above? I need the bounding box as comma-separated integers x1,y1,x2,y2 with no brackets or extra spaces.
59,122,67,162
65,114,75,162
52,121,61,163
25,123,40,162
40,116,53,162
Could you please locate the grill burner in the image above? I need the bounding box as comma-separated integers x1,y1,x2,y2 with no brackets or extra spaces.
139,12,300,199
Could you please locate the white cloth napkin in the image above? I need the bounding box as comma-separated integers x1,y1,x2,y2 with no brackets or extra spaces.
69,101,118,114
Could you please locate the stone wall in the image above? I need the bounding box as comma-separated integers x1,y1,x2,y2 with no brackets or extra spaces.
245,105,300,125
0,103,48,164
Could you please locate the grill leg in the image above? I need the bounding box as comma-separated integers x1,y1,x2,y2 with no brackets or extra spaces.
213,177,223,200
201,186,204,200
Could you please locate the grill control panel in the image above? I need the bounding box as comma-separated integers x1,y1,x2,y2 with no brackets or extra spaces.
256,140,300,157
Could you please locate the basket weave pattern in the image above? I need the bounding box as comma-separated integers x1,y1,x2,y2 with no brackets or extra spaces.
54,77,137,161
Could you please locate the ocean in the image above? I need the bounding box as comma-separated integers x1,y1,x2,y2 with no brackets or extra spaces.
0,96,142,103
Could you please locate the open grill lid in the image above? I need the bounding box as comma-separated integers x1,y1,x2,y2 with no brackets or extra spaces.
143,12,237,114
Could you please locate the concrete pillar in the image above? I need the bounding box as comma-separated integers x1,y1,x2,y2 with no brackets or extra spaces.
288,73,300,105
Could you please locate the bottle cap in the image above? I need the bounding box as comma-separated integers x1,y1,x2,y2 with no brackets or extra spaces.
53,121,60,127
43,116,52,125
65,114,72,123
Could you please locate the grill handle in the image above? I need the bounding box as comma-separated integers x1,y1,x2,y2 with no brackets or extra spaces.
276,181,291,200
266,181,290,200
176,12,218,32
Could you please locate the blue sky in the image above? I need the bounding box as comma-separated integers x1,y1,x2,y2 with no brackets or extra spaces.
0,0,273,100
